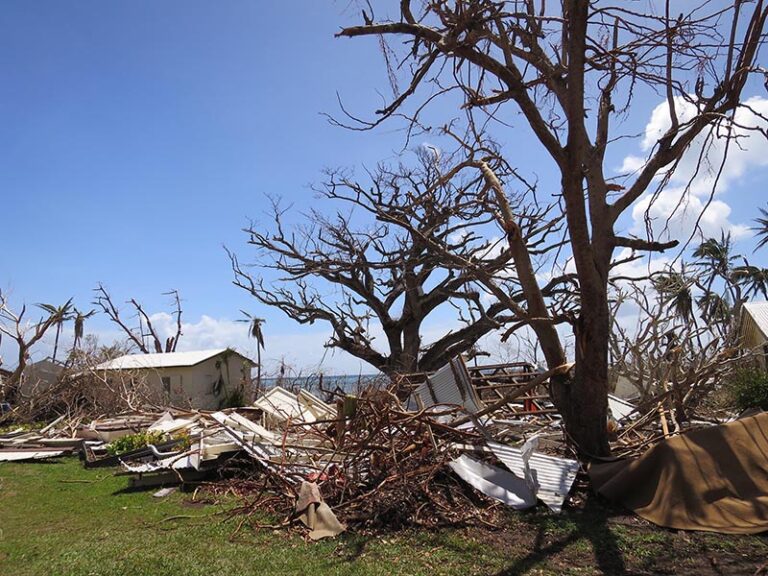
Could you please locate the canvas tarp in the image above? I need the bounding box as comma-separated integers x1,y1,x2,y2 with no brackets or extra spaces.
590,412,768,534
294,481,346,540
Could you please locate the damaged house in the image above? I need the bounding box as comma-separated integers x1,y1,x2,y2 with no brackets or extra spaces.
94,348,254,409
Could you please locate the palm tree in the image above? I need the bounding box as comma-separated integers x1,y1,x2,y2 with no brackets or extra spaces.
653,270,695,323
72,308,96,350
731,264,768,300
693,233,735,278
754,206,768,251
239,311,265,397
653,268,705,349
36,299,74,363
692,234,742,329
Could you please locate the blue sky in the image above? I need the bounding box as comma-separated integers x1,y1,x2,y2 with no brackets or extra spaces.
1,2,767,374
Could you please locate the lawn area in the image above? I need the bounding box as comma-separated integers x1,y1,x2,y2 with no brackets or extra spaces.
0,457,766,576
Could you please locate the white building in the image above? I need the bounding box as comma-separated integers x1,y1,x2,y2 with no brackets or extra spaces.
740,301,768,369
94,348,254,409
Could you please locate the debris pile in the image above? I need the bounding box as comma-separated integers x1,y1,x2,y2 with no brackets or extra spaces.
3,354,765,537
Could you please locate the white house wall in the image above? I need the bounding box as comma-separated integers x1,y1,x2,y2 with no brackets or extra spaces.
104,352,253,410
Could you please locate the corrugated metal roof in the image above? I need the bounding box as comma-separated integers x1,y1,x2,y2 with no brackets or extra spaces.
252,387,337,425
408,358,484,415
449,454,537,509
743,301,768,340
94,348,250,370
487,438,580,513
608,394,636,422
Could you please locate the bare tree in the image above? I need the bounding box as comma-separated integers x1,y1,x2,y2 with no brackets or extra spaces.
11,336,152,423
93,284,183,354
0,291,73,403
229,151,521,374
336,1,768,455
609,257,759,426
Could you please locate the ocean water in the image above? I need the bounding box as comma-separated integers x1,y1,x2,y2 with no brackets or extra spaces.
259,373,384,394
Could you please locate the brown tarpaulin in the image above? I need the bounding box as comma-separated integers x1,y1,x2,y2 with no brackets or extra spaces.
294,481,346,540
590,412,768,534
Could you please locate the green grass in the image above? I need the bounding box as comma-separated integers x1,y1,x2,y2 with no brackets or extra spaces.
1,458,767,576
0,458,507,576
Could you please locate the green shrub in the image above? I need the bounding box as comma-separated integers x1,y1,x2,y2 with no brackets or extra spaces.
729,366,768,412
106,431,166,456
171,429,191,451
219,388,246,409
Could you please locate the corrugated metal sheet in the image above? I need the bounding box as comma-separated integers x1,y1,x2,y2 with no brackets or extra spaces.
122,453,201,473
449,454,537,509
409,358,484,414
742,302,768,342
0,449,66,462
608,394,636,422
254,386,314,423
94,348,252,370
211,411,280,444
487,438,580,513
210,411,280,460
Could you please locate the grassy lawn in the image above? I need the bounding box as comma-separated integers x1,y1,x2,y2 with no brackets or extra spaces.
0,458,766,576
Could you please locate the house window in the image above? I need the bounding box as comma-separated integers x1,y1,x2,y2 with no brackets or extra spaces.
162,377,171,395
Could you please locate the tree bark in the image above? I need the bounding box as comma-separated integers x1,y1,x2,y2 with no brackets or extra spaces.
554,289,611,456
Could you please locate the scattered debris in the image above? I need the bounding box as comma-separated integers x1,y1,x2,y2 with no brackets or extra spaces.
294,481,346,540
2,355,764,538
0,448,67,462
449,454,537,509
153,486,177,498
486,437,579,513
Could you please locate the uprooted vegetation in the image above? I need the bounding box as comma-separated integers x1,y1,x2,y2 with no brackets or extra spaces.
4,353,768,543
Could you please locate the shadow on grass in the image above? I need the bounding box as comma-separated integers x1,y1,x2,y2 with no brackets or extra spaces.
336,535,369,562
492,496,630,576
8,458,66,465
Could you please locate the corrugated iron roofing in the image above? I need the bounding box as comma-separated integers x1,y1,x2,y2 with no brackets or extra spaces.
486,439,580,513
409,358,484,414
94,348,252,370
743,301,768,340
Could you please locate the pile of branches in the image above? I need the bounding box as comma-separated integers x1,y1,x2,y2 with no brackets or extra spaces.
220,388,507,532
4,362,160,427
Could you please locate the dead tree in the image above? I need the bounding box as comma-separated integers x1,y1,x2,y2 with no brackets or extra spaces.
93,284,183,354
229,151,520,374
0,291,72,403
337,1,768,455
609,273,751,425
609,237,768,399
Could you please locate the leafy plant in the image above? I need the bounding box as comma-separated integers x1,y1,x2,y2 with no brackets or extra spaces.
219,388,246,409
106,431,166,456
728,367,768,412
171,429,191,451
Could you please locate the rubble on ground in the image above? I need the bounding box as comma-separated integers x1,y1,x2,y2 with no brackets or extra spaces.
2,355,764,537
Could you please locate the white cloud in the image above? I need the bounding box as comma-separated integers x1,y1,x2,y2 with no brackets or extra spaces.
620,95,768,243
0,312,371,376
144,313,368,376
630,191,750,242
610,248,673,282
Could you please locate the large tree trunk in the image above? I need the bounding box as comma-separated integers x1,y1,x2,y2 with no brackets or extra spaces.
556,290,611,457
551,152,613,456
